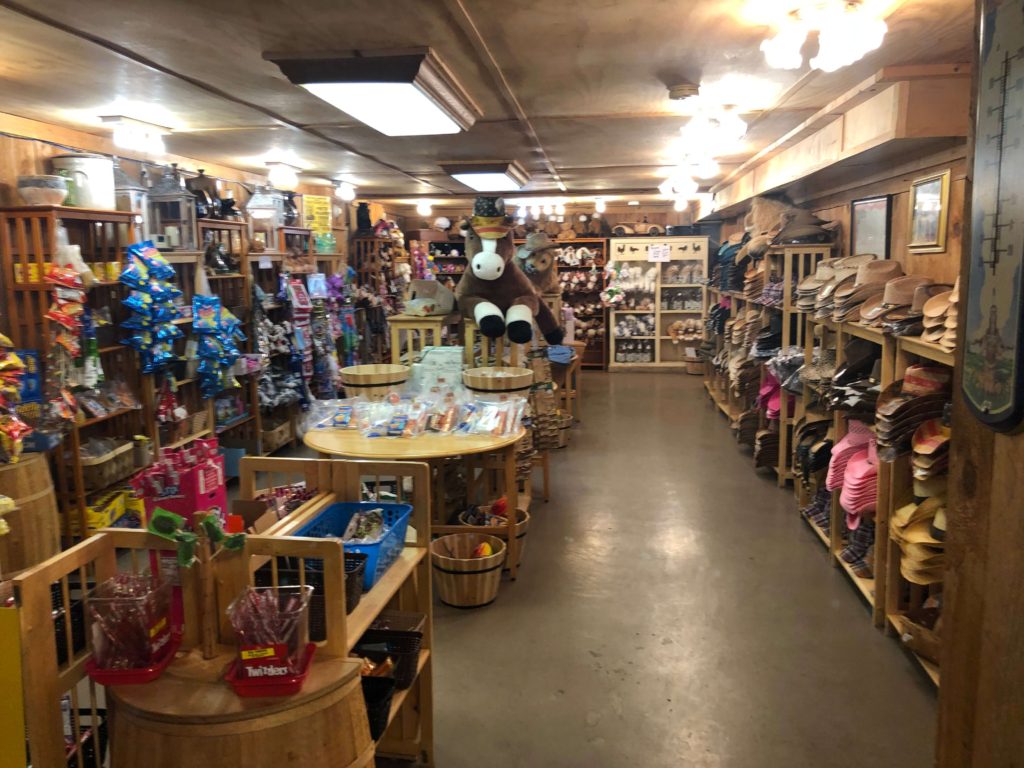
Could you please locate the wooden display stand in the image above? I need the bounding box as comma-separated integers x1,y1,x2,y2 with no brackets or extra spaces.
608,235,709,369
10,456,435,767
388,312,460,365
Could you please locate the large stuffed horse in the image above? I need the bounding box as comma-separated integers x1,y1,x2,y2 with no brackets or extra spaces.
454,197,563,345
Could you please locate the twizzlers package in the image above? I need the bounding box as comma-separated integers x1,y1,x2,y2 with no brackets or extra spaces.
227,585,313,679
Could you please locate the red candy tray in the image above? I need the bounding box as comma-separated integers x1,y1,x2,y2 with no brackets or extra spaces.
225,643,317,697
86,631,182,685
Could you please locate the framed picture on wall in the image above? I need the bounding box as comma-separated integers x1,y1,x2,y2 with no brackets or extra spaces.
850,195,891,258
908,169,951,253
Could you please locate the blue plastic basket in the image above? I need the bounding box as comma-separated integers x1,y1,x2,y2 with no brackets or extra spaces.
294,502,412,590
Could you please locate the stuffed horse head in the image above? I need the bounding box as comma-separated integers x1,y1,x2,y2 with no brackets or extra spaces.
455,196,565,345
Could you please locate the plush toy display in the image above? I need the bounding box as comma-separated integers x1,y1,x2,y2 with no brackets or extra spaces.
455,196,563,344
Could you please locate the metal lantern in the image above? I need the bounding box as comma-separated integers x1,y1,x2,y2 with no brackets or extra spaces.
113,158,150,242
147,163,197,250
246,184,285,227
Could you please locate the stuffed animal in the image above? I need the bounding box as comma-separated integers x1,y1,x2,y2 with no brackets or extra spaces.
558,219,577,240
455,196,563,344
514,233,560,294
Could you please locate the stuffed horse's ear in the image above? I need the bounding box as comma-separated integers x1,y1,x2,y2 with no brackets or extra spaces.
458,217,472,237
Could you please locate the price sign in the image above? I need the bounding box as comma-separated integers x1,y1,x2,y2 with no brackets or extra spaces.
647,243,670,263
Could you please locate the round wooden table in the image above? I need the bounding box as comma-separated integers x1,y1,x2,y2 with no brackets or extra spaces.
304,429,527,579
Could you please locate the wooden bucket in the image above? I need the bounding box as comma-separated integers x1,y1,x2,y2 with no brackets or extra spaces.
340,364,409,401
110,655,373,767
430,533,505,608
0,454,59,573
462,366,534,394
458,508,530,566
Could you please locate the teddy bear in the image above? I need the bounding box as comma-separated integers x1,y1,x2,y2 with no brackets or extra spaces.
558,219,577,240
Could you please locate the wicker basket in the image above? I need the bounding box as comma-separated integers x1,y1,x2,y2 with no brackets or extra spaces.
430,533,505,608
80,442,135,492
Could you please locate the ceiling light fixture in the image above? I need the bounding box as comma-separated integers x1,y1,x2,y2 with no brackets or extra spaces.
441,161,529,192
758,1,889,73
555,203,566,216
627,200,640,206
416,201,433,216
673,197,688,212
101,115,169,155
267,49,483,136
336,181,357,201
557,181,568,192
594,198,606,213
266,161,300,191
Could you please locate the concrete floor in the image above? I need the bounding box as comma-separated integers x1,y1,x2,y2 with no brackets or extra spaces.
431,372,936,768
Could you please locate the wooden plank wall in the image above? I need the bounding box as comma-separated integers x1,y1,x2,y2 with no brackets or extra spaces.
716,145,966,285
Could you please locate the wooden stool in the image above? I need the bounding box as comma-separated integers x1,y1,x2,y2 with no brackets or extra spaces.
389,312,459,364
552,343,584,422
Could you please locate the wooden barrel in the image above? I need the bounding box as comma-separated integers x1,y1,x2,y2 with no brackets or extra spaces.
462,366,534,394
340,364,409,401
110,653,373,767
430,533,505,608
458,508,530,566
0,454,59,573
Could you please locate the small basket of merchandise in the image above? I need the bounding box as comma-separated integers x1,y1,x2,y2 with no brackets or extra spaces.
293,502,412,590
353,609,426,690
430,533,506,608
225,584,316,697
261,415,294,454
85,573,179,685
459,497,530,568
78,438,136,492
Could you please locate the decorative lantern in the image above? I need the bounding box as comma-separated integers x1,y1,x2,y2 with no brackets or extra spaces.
147,163,197,250
246,184,285,227
113,158,150,242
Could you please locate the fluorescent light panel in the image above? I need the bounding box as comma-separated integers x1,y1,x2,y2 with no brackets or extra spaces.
302,82,460,136
268,49,482,137
442,161,529,192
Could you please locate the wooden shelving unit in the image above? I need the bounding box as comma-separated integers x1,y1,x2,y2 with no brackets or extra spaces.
608,235,708,369
552,238,608,370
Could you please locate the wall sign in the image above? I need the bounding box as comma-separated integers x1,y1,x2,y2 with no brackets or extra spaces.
302,194,332,235
963,0,1024,431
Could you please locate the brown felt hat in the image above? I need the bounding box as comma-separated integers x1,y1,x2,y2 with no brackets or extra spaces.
859,294,889,322
882,276,935,308
884,284,953,322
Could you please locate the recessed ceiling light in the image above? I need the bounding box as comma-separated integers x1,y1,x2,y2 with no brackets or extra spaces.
336,182,357,201
441,161,529,192
628,200,640,206
267,49,482,137
266,161,299,191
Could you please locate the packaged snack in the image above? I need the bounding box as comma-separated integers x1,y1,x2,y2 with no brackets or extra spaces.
192,295,221,332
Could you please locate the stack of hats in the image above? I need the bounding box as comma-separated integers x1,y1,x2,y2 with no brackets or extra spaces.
773,208,838,245
839,440,879,530
839,517,876,578
876,283,951,336
922,278,959,350
742,263,765,301
793,418,832,485
758,371,782,420
890,495,947,584
735,409,759,446
752,313,782,358
716,234,746,291
858,275,933,327
831,260,904,322
793,253,878,317
912,418,950,483
754,428,780,468
827,339,883,416
875,365,952,460
825,419,874,492
743,309,763,348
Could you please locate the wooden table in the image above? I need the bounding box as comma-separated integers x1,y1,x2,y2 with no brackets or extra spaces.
388,313,460,365
304,429,528,579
